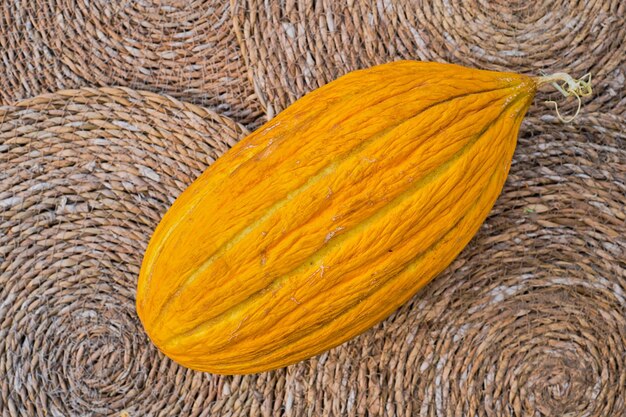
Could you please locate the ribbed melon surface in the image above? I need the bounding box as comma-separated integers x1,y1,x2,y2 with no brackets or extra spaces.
136,61,536,374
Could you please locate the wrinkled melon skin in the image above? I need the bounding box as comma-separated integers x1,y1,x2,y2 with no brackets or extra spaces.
136,61,537,374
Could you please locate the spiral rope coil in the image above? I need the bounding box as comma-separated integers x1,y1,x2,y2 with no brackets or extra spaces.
0,1,625,415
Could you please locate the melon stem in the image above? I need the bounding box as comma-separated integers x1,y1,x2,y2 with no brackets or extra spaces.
534,72,592,123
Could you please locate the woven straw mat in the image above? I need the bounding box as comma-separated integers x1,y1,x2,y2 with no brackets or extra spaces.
232,0,625,118
2,1,626,416
0,0,262,126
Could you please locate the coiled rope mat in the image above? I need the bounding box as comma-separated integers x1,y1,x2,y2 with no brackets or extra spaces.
2,102,626,417
232,0,625,118
0,0,262,126
1,1,626,417
0,88,249,416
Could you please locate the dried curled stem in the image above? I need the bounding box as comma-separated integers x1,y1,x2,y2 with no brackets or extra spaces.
535,72,592,123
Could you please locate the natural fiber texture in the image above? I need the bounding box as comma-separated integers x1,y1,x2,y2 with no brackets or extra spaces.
0,0,262,126
0,88,250,416
2,99,624,415
232,0,625,118
2,2,626,416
